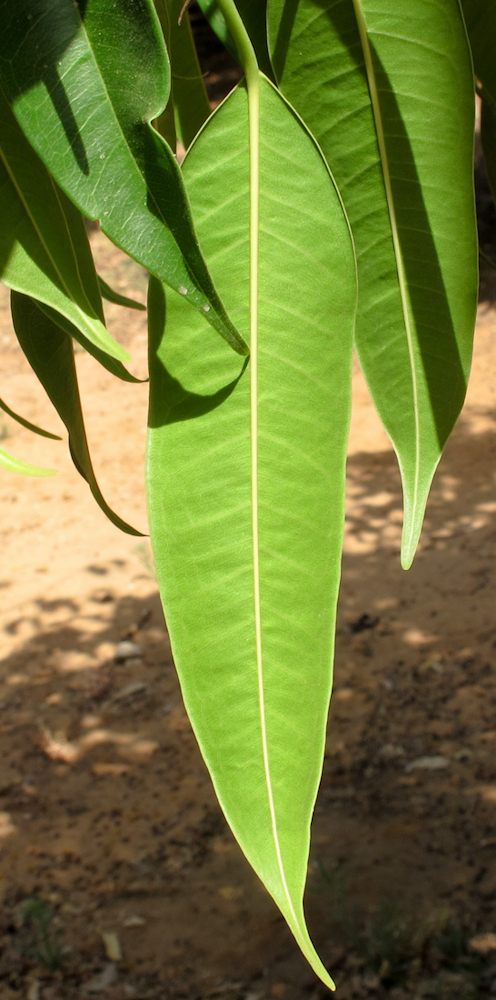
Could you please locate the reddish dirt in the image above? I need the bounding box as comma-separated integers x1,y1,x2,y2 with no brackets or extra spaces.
1,234,496,1000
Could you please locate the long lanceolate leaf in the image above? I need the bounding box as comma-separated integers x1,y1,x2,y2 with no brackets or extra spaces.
0,0,247,355
268,0,478,567
11,293,143,536
161,0,211,149
0,446,55,477
147,69,356,987
0,88,129,364
0,396,60,439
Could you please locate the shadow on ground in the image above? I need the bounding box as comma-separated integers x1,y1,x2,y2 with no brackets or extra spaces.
1,411,496,998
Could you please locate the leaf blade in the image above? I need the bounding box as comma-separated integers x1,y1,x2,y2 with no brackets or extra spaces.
0,87,129,363
0,445,56,477
11,293,144,536
147,77,356,987
0,396,61,440
268,0,478,566
0,0,247,354
98,276,146,313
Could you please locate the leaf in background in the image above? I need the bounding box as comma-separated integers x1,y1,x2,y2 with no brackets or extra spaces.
0,396,61,439
461,0,496,203
11,293,144,536
0,0,247,355
0,446,55,477
36,302,145,385
0,87,129,364
461,0,496,102
268,0,478,568
481,95,496,206
161,0,211,149
98,276,146,313
197,0,274,78
147,77,356,987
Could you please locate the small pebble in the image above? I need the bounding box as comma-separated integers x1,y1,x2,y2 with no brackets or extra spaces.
122,914,146,927
114,641,142,663
405,755,449,772
469,933,496,954
83,963,118,993
101,930,122,961
111,681,146,702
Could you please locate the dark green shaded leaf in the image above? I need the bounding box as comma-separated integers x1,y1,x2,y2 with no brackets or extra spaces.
461,0,496,102
11,293,144,535
461,0,496,202
480,92,496,205
0,396,61,439
36,302,145,385
0,0,247,354
196,0,274,78
163,0,211,148
0,87,129,363
98,276,146,313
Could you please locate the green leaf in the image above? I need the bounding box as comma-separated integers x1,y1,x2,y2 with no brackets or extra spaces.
0,396,61,440
0,0,247,355
461,0,496,202
0,446,56,477
461,0,496,101
481,94,496,205
163,0,211,149
197,0,274,79
268,0,478,568
0,87,129,364
98,276,146,313
147,77,356,988
36,302,145,385
11,292,144,536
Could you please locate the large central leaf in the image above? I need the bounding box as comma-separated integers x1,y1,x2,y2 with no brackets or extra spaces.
147,77,356,985
268,0,478,566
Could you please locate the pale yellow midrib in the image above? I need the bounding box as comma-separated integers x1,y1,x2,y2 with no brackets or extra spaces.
352,0,420,553
247,75,299,932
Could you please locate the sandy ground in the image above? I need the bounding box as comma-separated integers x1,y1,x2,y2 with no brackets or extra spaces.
1,234,496,1000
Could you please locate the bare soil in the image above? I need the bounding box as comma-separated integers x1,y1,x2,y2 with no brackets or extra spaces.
1,232,496,1000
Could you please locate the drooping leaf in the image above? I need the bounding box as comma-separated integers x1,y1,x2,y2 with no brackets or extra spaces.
98,276,146,313
150,0,178,150
147,77,356,988
461,0,496,102
481,95,496,205
162,0,211,149
11,293,144,536
0,0,247,354
36,302,145,385
0,87,129,363
197,0,274,78
268,0,478,568
0,396,61,439
0,445,56,477
461,0,496,203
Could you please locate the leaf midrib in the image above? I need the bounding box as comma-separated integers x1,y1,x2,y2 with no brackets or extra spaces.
246,69,299,931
